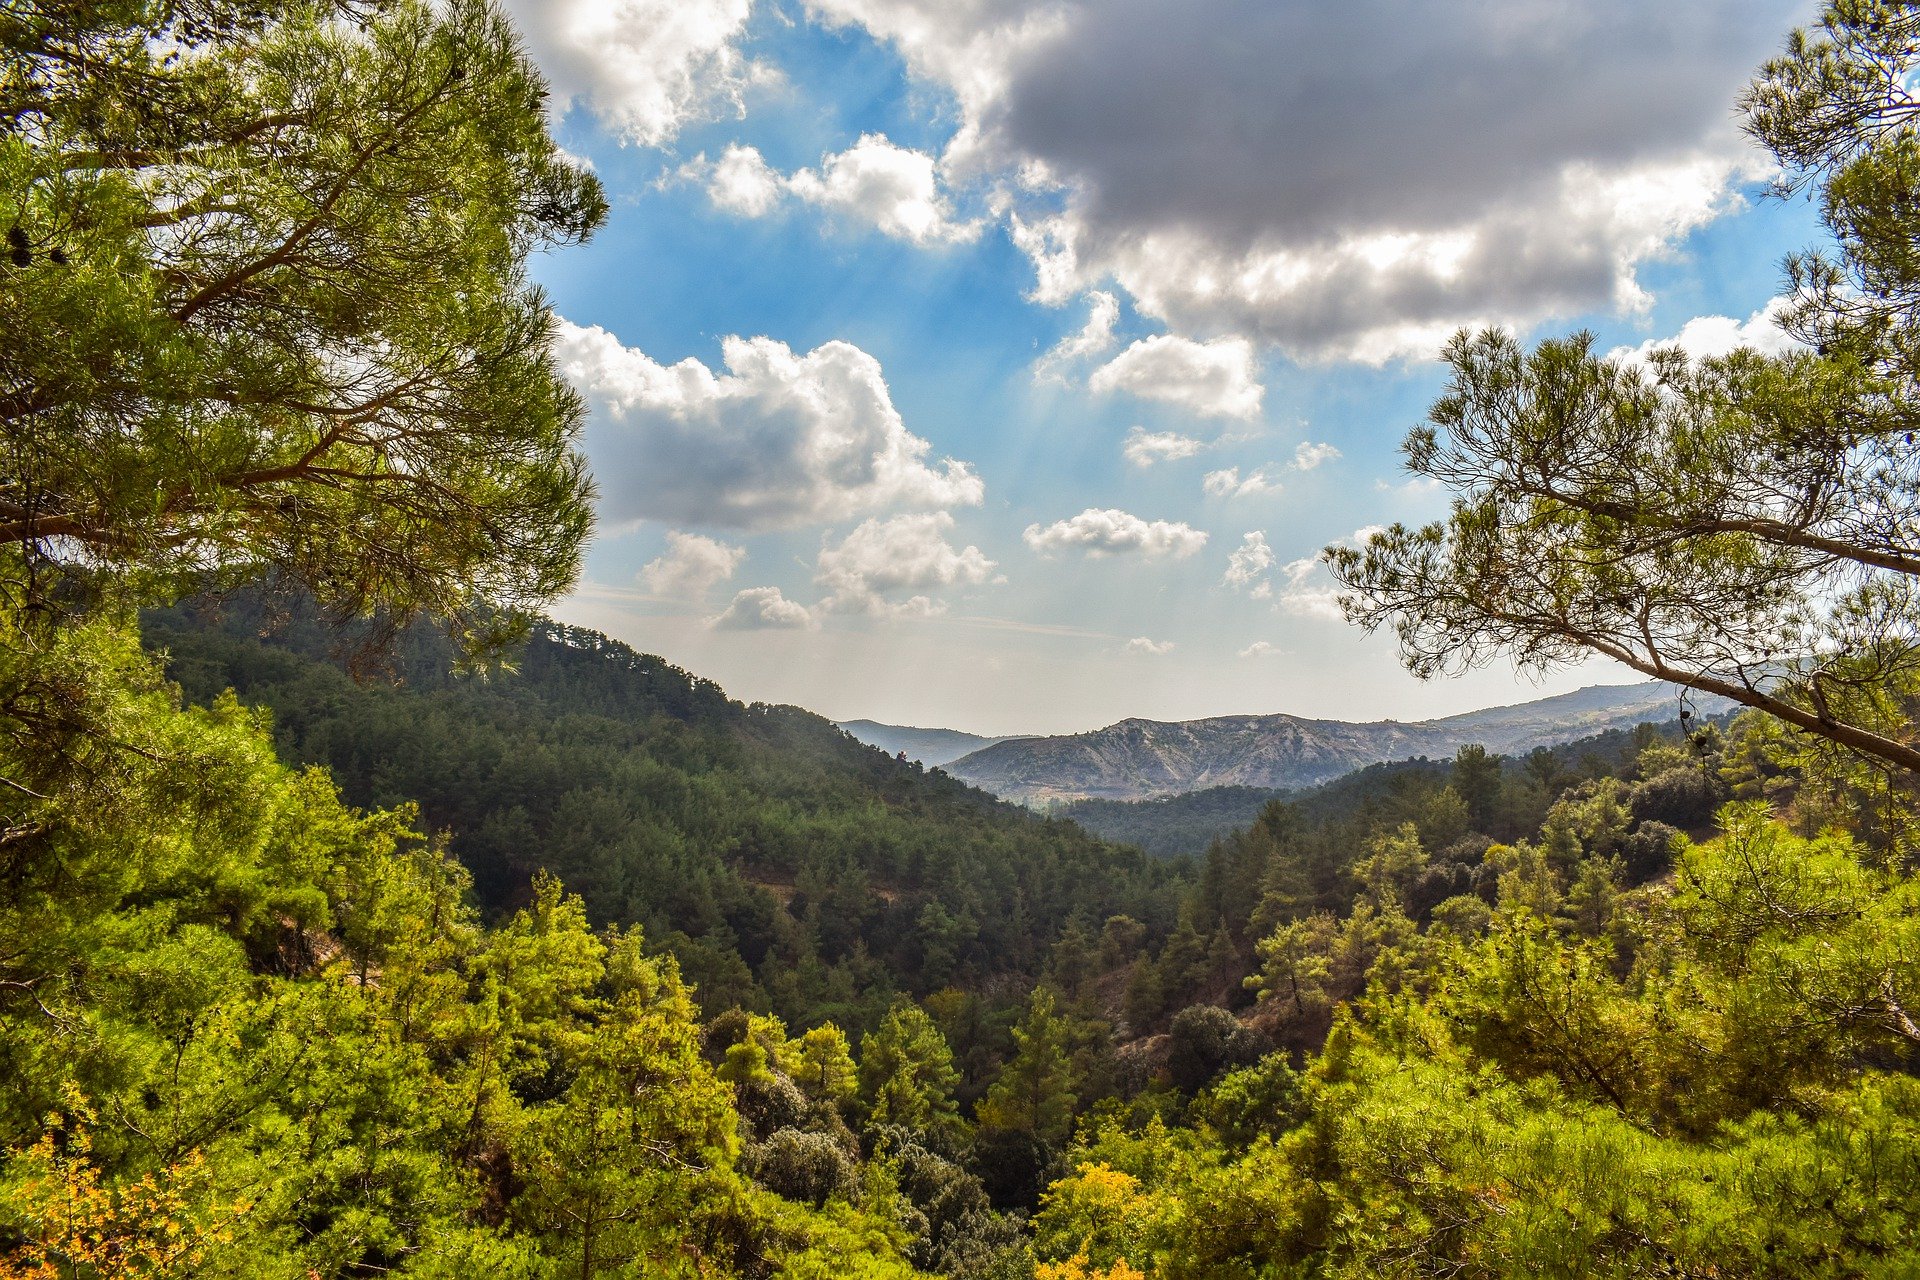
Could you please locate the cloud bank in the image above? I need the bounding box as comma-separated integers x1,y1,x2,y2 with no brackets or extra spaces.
808,0,1800,361
684,136,980,244
1088,334,1263,418
641,531,746,597
555,322,984,532
815,512,998,616
1223,530,1275,595
1122,427,1204,468
710,585,816,630
1609,297,1802,365
503,0,765,146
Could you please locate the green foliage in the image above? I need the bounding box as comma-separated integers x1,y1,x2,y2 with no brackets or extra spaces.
860,1004,965,1142
1291,1037,1920,1278
0,614,922,1277
1034,807,1920,1277
978,988,1079,1147
146,592,1182,1030
1162,1006,1267,1095
743,1129,858,1209
2,0,603,653
1060,787,1290,859
1104,717,1711,1048
792,1024,861,1114
1187,1054,1299,1152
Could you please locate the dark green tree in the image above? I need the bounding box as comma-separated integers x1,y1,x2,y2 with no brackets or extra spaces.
977,987,1077,1148
1451,744,1502,830
2,0,604,652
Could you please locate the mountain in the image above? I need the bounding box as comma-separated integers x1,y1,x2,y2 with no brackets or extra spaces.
836,718,1021,766
944,681,1730,803
1059,708,1735,858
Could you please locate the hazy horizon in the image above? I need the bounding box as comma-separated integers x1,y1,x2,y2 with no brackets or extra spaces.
825,674,1692,744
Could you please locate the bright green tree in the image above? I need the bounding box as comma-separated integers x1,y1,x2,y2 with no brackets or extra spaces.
791,1024,859,1113
511,973,739,1278
858,1003,963,1139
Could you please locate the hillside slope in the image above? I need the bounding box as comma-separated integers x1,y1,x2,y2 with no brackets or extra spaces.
947,681,1725,802
143,595,1182,1029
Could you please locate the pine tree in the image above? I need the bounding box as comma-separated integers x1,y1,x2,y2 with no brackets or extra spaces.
858,1004,963,1139
979,988,1078,1148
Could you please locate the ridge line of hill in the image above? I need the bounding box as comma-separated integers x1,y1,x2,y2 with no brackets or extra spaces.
925,680,1729,803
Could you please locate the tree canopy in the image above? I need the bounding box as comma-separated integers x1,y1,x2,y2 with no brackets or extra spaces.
2,0,603,652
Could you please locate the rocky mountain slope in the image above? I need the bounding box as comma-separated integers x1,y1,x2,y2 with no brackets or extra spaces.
944,681,1727,803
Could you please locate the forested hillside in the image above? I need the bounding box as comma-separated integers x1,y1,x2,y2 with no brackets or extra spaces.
1060,717,1725,857
146,593,1182,1030
1058,786,1291,858
10,0,1920,1277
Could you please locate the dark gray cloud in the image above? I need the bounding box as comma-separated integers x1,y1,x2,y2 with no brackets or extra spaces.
811,0,1815,359
991,0,1791,245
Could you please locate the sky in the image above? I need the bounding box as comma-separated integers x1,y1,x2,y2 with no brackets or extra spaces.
507,0,1825,737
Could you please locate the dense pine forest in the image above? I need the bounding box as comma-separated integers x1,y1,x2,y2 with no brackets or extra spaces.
8,0,1920,1277
145,593,1183,1030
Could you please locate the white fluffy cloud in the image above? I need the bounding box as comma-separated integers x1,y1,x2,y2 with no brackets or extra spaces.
807,0,1799,362
792,135,981,244
502,0,764,146
641,531,746,597
1238,640,1283,659
1088,334,1264,419
1609,296,1802,365
710,586,816,630
1292,442,1341,471
1222,530,1275,594
815,512,998,615
683,135,980,244
1125,636,1175,655
555,322,984,532
1023,508,1208,558
1203,467,1280,500
1122,427,1204,468
697,143,787,216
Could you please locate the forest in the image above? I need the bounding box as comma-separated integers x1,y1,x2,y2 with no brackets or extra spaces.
5,0,1920,1277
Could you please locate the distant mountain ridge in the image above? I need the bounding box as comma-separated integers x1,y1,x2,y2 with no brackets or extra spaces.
836,719,1021,767
943,682,1728,803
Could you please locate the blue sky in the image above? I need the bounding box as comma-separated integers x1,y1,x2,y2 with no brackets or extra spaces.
508,0,1824,735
